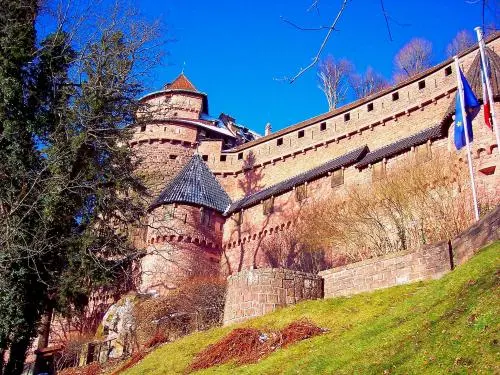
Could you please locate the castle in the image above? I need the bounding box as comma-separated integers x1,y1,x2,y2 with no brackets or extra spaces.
130,33,500,299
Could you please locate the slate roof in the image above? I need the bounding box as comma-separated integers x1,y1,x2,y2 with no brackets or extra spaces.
225,146,369,214
150,154,232,213
164,73,198,92
356,125,445,169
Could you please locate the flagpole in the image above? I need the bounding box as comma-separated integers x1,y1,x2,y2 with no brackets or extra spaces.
454,56,480,222
474,27,500,155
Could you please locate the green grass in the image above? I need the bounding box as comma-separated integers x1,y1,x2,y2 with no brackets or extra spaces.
124,241,500,375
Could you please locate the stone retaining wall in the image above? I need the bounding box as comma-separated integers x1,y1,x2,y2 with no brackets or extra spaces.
319,206,500,298
223,268,323,325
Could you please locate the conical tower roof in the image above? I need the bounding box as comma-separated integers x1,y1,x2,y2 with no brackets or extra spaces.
150,155,231,213
164,73,198,91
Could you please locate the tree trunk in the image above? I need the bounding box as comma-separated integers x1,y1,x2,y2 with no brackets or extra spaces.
3,337,30,375
33,306,54,375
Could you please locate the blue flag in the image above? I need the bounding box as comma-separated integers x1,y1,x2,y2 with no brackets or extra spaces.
454,69,480,150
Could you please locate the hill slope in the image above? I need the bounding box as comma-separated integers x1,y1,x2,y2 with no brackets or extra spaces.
124,242,499,375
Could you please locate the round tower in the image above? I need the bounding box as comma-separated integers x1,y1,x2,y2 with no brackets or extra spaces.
138,154,231,295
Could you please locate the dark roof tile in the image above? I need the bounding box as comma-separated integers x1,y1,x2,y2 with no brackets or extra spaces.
150,154,231,213
225,146,368,214
356,125,444,169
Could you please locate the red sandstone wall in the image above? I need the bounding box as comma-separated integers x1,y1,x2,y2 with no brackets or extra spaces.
223,268,323,325
319,206,500,298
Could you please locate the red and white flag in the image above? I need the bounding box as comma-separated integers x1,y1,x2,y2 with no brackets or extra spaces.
480,53,493,130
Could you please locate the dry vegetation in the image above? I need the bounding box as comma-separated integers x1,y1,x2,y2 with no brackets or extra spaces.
299,153,476,263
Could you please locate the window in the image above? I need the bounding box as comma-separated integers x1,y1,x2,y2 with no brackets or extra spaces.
202,155,208,162
164,206,176,220
344,113,350,122
320,122,327,131
220,155,227,162
201,207,212,227
234,211,242,225
298,130,305,138
418,80,426,90
169,154,177,160
140,125,146,132
444,66,452,76
415,143,431,162
367,103,374,112
277,138,283,146
238,152,243,160
331,169,344,188
295,184,307,202
263,197,274,215
372,161,386,181
392,92,399,101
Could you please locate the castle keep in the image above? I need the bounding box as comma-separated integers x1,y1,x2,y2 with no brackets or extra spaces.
132,34,500,298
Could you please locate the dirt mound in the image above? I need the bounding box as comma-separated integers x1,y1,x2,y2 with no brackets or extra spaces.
188,320,325,372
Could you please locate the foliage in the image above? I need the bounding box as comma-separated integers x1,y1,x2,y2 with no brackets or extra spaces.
299,153,472,262
122,240,499,374
394,38,433,82
349,66,389,99
446,30,475,58
0,1,163,372
317,55,353,110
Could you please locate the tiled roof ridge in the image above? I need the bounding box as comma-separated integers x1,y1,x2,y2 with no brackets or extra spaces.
150,154,232,213
225,146,369,215
356,124,445,169
229,31,500,152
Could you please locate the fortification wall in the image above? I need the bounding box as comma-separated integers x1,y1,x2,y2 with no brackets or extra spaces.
223,268,323,325
319,206,500,298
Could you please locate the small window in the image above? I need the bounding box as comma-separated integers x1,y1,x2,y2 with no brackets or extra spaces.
444,66,452,76
367,103,374,112
392,92,399,101
320,122,327,131
164,206,176,220
140,125,146,132
263,197,274,215
201,207,212,227
202,155,208,162
238,152,243,160
418,80,426,90
344,113,350,122
298,130,305,138
372,162,386,181
295,184,307,202
277,138,283,146
169,155,177,160
220,155,227,162
234,211,242,226
331,169,344,188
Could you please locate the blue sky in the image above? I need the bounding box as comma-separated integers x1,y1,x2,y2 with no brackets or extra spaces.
90,1,500,133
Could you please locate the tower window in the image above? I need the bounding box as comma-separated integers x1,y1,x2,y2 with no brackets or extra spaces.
344,113,350,122
298,130,305,138
444,66,452,76
367,103,374,112
169,155,177,160
295,184,307,202
140,125,146,132
392,92,399,101
320,122,327,131
202,155,208,161
277,138,283,146
220,155,227,162
263,197,274,215
238,152,243,160
418,80,426,90
331,169,344,188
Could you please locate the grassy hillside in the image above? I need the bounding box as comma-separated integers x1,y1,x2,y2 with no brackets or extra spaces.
124,241,499,375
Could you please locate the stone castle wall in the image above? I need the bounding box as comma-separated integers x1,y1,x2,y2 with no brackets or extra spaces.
223,268,323,325
319,206,500,298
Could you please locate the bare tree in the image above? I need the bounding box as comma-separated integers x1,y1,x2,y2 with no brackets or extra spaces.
393,38,432,82
349,67,389,99
317,55,352,110
446,30,475,57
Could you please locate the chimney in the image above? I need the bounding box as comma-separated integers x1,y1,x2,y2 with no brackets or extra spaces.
265,122,272,136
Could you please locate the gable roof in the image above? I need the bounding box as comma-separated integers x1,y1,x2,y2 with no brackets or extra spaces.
150,154,232,213
164,73,198,92
225,146,368,214
442,46,500,123
356,125,445,169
